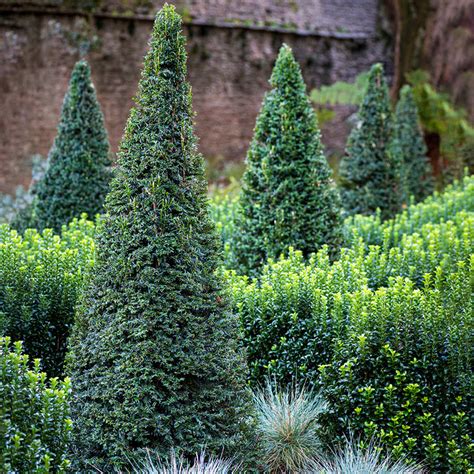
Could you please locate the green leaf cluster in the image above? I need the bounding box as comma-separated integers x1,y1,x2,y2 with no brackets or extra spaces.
32,60,111,233
226,175,474,470
392,85,433,203
209,190,240,269
339,63,402,219
233,44,343,275
67,5,253,469
0,337,72,472
344,175,473,248
319,263,473,472
0,216,96,377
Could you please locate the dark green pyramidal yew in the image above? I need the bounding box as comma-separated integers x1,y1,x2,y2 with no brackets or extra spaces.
234,44,343,274
32,60,110,232
393,85,434,203
339,63,401,219
67,5,252,469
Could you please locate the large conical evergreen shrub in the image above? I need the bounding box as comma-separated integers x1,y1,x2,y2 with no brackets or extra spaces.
32,60,110,232
234,44,343,274
393,85,434,203
339,63,401,219
67,5,252,469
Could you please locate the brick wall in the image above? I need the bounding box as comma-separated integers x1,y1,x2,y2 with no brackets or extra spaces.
0,0,392,192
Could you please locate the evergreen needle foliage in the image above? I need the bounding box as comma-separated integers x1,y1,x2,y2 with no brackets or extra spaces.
339,63,401,219
67,5,252,469
32,60,110,232
234,44,343,274
392,85,434,203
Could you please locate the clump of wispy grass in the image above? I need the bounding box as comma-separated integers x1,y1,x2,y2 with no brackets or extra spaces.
130,450,235,474
310,438,423,474
254,381,327,473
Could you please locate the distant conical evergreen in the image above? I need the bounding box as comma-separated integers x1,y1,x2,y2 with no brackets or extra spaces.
67,5,252,469
32,60,110,232
234,44,343,274
393,85,434,203
339,63,401,219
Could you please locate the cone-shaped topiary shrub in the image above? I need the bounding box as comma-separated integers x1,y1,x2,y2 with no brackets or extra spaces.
67,5,253,469
32,60,110,232
234,44,343,275
392,85,434,203
339,63,401,219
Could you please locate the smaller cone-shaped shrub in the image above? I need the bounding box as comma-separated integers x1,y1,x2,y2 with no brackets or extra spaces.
393,85,434,203
339,63,401,219
234,44,343,274
33,60,110,232
67,5,252,469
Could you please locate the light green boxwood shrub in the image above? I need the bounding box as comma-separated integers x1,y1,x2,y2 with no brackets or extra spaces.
229,205,473,384
319,261,473,472
0,216,95,376
344,174,474,248
0,337,72,472
226,178,473,470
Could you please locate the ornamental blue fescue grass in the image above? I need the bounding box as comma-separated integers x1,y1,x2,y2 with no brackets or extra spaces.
254,382,327,473
130,451,236,474
311,438,423,474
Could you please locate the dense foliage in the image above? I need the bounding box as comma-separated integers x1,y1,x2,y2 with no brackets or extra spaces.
209,190,240,269
226,176,473,470
0,337,72,472
0,6,471,468
344,175,473,248
319,263,473,472
339,63,401,219
0,217,95,377
392,85,433,203
32,60,110,233
234,44,342,274
67,5,252,469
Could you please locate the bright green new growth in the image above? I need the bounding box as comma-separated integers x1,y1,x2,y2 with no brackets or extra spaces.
393,85,434,203
32,60,110,232
67,5,252,469
234,44,343,274
339,63,401,219
0,337,72,472
0,217,96,377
